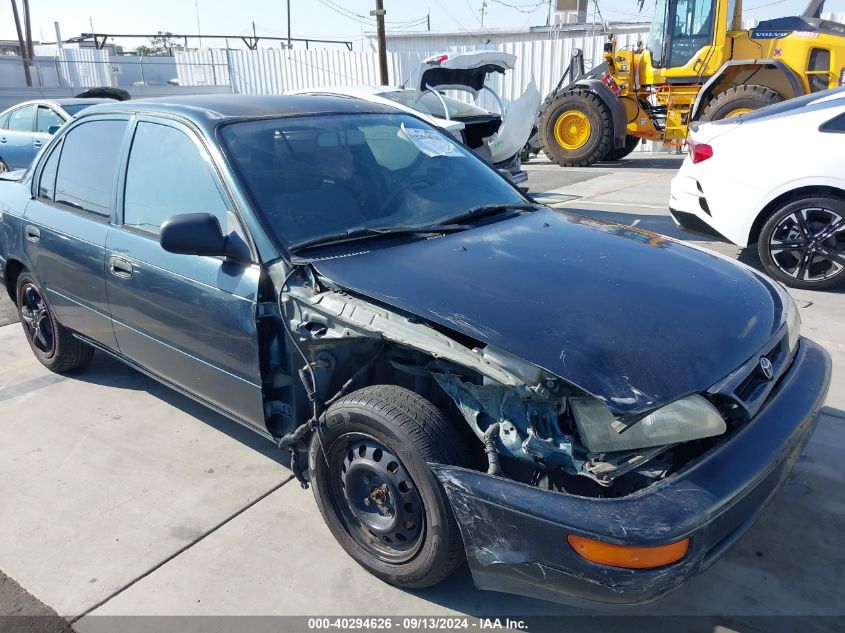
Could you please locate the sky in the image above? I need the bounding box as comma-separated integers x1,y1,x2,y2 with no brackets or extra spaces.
2,0,841,52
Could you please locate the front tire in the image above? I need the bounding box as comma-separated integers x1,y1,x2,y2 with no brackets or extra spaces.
757,195,845,289
602,134,641,161
700,85,782,121
539,90,614,167
309,385,469,588
16,272,95,372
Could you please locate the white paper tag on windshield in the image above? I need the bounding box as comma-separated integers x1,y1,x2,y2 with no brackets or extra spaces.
401,124,463,158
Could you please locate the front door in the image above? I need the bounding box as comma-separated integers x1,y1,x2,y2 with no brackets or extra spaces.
23,117,130,349
105,117,265,429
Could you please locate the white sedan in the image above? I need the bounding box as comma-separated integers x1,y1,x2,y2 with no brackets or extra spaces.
670,87,845,289
289,51,540,185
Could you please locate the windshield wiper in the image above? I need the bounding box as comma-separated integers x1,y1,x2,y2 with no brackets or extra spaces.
437,202,543,226
289,223,470,253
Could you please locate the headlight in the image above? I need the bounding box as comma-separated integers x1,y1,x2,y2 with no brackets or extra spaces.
784,292,801,352
570,395,726,454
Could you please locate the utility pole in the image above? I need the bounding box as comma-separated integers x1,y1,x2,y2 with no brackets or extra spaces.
427,12,430,31
480,0,487,28
22,0,34,59
287,0,292,49
371,0,388,85
10,0,32,86
195,0,202,48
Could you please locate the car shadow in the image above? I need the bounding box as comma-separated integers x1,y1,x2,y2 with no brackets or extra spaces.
70,352,290,467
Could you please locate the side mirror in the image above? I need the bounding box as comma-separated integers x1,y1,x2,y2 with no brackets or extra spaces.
160,213,252,263
47,125,61,135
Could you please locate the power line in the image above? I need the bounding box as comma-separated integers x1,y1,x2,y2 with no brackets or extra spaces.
745,0,791,11
315,0,429,27
487,0,547,13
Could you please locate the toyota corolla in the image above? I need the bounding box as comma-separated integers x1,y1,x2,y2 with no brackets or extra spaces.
0,95,831,604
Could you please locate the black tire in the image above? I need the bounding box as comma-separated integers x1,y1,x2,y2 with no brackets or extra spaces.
0,159,9,173
757,195,845,290
539,90,614,167
16,272,95,372
602,135,641,161
309,385,469,588
699,85,783,122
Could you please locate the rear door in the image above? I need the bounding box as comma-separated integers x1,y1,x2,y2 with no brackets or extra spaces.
105,116,265,428
0,105,37,169
23,116,130,349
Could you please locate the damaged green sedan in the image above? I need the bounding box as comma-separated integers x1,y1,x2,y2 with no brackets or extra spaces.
0,95,831,604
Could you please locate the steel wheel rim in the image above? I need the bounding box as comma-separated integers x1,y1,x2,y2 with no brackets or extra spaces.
724,107,753,119
329,432,425,563
554,109,591,150
19,283,56,357
769,207,845,282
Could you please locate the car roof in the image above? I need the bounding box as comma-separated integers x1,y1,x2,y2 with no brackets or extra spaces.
77,94,400,132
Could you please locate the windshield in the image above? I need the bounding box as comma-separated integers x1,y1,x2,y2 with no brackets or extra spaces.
378,90,491,120
61,103,97,116
220,113,525,249
646,0,715,69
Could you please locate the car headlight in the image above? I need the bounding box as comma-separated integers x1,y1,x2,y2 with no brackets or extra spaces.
784,292,801,352
570,395,726,454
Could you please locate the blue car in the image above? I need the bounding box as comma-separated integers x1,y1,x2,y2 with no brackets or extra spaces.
0,98,114,172
0,95,831,604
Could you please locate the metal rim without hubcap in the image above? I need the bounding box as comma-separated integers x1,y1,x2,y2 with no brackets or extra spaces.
554,109,592,150
19,283,56,357
332,433,425,563
725,107,753,119
769,207,845,282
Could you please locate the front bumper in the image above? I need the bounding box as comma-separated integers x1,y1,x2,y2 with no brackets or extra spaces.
431,337,831,605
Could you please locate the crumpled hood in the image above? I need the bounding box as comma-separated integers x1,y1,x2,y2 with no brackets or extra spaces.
312,208,784,416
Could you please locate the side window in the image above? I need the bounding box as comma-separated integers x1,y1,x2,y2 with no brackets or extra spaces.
820,112,845,133
55,120,127,216
0,111,11,129
37,141,62,200
8,105,35,132
123,121,229,236
36,107,64,134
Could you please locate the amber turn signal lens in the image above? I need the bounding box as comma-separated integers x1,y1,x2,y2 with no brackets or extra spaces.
567,535,689,569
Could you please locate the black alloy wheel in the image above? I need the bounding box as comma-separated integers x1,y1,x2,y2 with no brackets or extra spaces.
759,197,845,289
15,272,95,372
18,281,56,357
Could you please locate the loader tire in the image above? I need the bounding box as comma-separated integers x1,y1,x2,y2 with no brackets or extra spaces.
602,135,641,161
539,90,614,167
699,85,783,122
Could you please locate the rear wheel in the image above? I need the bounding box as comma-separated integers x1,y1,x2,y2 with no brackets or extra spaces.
309,385,469,588
602,135,641,161
700,85,783,122
16,272,94,372
539,90,614,167
757,196,845,289
0,159,9,173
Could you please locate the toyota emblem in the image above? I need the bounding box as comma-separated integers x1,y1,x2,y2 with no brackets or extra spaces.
759,357,774,380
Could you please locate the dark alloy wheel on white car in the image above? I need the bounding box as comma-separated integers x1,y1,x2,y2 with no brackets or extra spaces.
758,195,845,289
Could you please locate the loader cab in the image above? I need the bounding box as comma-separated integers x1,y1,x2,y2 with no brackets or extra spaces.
645,0,732,73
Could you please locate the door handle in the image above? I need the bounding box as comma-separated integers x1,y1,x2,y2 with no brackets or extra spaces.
33,140,43,148
109,256,133,278
25,225,40,242
0,137,7,143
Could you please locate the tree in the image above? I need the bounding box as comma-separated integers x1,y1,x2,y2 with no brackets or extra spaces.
133,31,179,56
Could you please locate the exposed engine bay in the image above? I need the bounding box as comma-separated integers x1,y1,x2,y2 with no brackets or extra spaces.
260,265,750,499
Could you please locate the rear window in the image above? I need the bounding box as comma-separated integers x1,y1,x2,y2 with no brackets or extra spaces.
62,103,97,116
55,120,127,216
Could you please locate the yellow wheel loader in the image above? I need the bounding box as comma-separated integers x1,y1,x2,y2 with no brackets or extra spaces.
538,0,845,166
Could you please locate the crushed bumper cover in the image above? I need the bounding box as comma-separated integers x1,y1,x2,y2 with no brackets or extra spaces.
431,337,831,605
